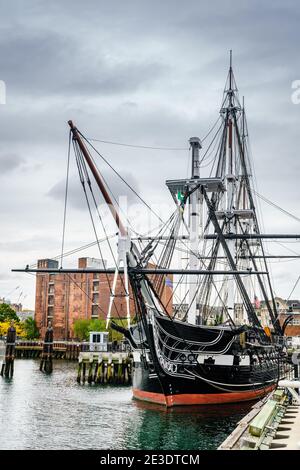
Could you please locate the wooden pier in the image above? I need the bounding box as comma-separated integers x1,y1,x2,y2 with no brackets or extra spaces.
14,341,82,360
219,378,300,450
76,351,132,385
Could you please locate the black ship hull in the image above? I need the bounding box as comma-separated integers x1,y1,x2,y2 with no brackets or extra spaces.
132,358,277,406
127,315,283,407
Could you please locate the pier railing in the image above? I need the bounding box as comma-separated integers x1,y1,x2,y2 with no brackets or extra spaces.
11,340,128,360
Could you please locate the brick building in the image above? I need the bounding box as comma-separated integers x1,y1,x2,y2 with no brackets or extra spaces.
256,297,300,336
278,299,300,336
173,298,300,335
35,257,173,340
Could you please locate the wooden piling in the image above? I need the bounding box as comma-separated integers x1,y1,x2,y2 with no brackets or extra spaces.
40,322,54,374
76,351,132,385
107,354,112,383
88,358,94,384
82,362,86,383
93,362,99,383
117,359,122,384
0,323,16,379
96,355,103,384
77,357,82,384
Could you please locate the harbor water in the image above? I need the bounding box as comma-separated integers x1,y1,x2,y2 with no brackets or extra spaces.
0,360,252,450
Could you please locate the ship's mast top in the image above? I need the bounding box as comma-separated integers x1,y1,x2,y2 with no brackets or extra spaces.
189,137,202,179
229,49,233,92
221,50,241,116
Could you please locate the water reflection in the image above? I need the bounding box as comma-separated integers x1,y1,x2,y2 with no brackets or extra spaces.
0,360,251,450
125,399,251,450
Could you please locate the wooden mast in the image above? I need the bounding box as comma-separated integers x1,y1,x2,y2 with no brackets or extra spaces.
68,120,127,237
68,120,131,327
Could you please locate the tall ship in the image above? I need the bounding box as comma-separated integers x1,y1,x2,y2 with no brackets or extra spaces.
114,57,287,406
17,55,291,406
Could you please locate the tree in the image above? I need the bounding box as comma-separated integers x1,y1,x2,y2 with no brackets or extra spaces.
0,303,19,322
87,319,124,342
0,321,25,338
24,317,39,339
73,319,90,341
213,312,224,326
88,319,106,333
73,318,126,342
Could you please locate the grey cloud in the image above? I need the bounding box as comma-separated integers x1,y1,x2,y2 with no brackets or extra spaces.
0,153,24,174
0,29,167,98
121,101,138,108
0,235,59,253
47,169,141,210
47,177,89,211
0,0,300,307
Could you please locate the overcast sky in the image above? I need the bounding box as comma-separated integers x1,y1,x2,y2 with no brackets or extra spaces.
0,0,300,309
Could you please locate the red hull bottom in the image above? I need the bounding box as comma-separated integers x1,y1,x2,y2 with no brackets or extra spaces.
132,385,276,407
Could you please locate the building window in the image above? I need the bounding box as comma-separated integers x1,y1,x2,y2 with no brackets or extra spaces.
91,305,99,318
93,273,100,280
48,295,54,306
48,285,54,294
47,306,54,319
93,281,99,292
49,274,55,283
92,293,99,304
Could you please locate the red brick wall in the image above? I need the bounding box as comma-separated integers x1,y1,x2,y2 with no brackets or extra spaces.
282,325,300,336
35,273,48,338
34,260,173,340
279,314,300,337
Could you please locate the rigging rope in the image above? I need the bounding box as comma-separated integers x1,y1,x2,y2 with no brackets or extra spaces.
287,275,300,301
253,189,300,224
60,131,71,268
85,116,222,151
79,131,165,225
86,138,188,151
28,235,117,269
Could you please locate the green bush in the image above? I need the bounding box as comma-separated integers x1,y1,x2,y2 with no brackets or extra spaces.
24,317,40,339
0,303,19,322
73,319,90,341
73,318,128,342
